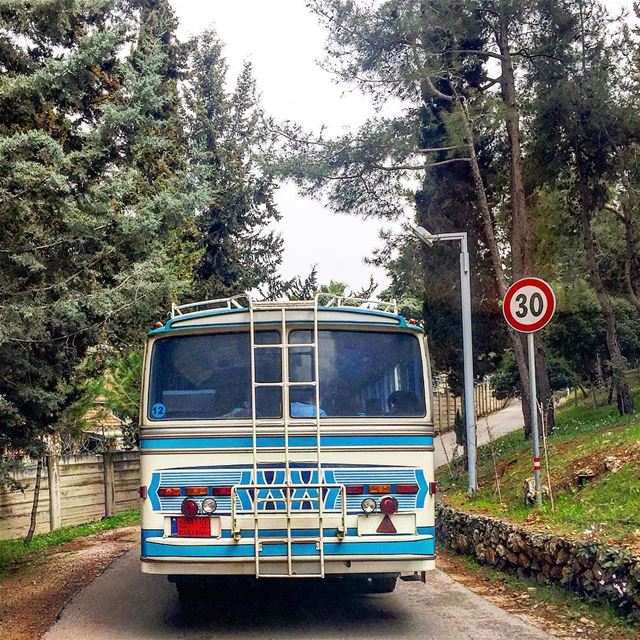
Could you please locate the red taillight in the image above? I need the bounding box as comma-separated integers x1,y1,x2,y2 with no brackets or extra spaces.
213,487,232,496
396,484,419,494
380,496,399,515
429,481,437,495
346,485,364,495
158,487,181,497
369,484,392,494
186,486,208,496
154,321,163,329
181,498,199,517
139,485,147,499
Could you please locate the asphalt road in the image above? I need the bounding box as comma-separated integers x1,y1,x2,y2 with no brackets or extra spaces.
45,401,543,640
43,547,552,640
434,400,524,469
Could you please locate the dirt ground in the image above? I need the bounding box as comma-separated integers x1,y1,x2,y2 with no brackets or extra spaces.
437,549,639,640
0,527,138,640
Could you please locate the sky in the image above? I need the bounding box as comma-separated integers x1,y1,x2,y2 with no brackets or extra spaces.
172,0,403,292
171,0,635,292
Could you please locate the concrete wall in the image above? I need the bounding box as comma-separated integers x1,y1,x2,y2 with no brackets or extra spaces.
0,451,140,541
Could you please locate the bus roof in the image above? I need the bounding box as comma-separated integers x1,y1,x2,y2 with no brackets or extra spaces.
149,294,423,335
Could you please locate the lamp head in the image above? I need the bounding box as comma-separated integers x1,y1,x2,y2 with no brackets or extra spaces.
409,223,438,246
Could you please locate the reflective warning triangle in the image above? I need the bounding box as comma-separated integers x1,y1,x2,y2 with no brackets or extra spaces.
376,515,397,534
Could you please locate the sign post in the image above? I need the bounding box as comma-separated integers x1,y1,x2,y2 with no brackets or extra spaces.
502,277,556,507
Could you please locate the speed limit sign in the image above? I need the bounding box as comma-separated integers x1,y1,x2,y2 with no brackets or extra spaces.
503,277,556,333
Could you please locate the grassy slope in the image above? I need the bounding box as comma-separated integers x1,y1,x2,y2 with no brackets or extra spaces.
437,374,640,548
0,508,139,579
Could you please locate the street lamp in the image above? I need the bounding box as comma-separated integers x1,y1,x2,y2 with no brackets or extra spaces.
410,224,477,493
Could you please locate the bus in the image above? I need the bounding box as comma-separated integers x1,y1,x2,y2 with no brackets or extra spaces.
139,294,436,598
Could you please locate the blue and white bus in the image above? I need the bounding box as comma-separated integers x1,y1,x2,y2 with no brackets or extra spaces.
139,294,436,598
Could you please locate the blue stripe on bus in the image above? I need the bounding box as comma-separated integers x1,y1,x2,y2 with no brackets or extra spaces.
141,527,435,558
140,435,434,450
142,526,433,539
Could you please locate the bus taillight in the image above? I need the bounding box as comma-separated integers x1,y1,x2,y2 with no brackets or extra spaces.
186,486,208,496
429,482,437,495
380,496,399,515
158,487,181,497
369,484,391,494
396,484,418,494
181,499,199,517
213,487,232,496
346,485,364,494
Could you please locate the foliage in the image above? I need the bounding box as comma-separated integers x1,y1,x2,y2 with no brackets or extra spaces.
491,350,573,400
184,31,282,299
438,372,640,545
0,2,282,462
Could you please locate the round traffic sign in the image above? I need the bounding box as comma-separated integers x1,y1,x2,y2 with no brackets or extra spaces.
502,277,555,333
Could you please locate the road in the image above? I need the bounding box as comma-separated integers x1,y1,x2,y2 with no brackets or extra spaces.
44,545,551,640
45,401,545,640
434,399,523,468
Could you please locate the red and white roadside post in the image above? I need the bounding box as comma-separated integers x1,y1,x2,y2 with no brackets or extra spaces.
503,277,556,507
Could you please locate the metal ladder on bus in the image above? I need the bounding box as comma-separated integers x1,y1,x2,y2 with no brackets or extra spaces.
240,296,340,578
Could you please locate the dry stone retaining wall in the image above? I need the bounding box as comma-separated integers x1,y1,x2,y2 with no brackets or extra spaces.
436,503,640,622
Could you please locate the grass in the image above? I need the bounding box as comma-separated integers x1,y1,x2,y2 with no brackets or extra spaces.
452,550,638,635
0,508,139,580
437,372,640,546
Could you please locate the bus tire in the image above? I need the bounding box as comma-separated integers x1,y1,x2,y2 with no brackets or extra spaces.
369,575,398,593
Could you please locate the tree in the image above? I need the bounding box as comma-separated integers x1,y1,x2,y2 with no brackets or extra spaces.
526,0,636,414
184,31,283,300
0,0,194,528
276,0,558,434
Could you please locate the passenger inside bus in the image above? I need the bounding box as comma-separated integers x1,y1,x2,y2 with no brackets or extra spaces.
290,388,327,418
387,390,422,415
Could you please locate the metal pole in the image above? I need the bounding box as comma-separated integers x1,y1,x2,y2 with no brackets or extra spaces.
410,226,477,492
459,234,477,492
528,332,542,507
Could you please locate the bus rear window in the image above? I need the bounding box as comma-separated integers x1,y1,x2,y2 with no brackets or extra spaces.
147,329,426,421
289,330,426,418
148,331,281,420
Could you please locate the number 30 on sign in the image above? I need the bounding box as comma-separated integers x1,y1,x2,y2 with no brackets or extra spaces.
502,277,556,333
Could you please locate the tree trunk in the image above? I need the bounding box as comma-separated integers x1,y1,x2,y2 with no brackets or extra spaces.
621,205,640,313
459,98,533,438
535,342,556,433
24,458,43,545
577,155,634,415
495,21,556,434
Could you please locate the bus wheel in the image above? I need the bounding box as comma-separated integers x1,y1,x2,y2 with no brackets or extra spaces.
369,575,398,593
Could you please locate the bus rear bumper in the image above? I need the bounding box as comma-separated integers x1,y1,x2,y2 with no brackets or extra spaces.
140,529,436,577
140,556,435,576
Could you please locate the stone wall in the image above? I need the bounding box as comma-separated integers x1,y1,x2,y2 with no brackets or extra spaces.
436,503,640,622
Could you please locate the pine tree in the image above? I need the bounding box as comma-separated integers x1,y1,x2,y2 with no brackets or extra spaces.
0,0,194,460
183,30,282,299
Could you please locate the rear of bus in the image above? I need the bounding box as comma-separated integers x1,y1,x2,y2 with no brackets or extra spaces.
139,298,436,593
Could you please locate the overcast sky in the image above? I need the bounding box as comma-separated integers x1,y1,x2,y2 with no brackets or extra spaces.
170,0,634,292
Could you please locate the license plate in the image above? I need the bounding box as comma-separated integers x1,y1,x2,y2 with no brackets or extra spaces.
172,516,211,537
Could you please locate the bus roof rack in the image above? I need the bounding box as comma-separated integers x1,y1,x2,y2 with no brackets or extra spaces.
170,294,250,318
170,292,398,319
